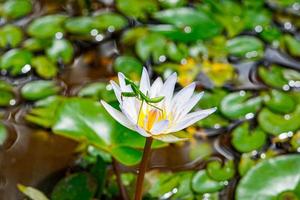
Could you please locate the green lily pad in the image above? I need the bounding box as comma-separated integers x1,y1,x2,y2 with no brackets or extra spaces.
238,153,257,176
1,0,32,19
27,14,67,39
198,89,228,109
21,80,60,101
46,39,74,64
166,42,188,62
283,34,300,57
136,33,167,63
0,25,23,48
0,80,14,107
52,98,164,165
220,91,262,120
263,90,296,114
93,12,128,31
206,160,235,181
113,56,143,80
152,8,222,42
23,38,51,52
258,106,300,135
0,123,7,146
0,49,33,75
258,65,288,89
51,173,97,200
116,0,158,20
65,17,95,35
236,155,300,200
18,184,49,200
226,36,264,59
197,113,229,129
291,132,300,151
78,82,116,102
192,170,225,194
231,122,267,153
159,0,187,8
244,9,271,30
31,56,58,79
283,69,300,81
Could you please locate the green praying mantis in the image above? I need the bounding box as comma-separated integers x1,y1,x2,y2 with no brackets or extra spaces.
121,77,165,123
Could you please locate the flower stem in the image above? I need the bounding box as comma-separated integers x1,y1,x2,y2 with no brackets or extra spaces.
112,158,129,200
134,137,153,200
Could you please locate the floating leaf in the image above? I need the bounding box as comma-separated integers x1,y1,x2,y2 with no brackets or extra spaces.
238,153,257,176
113,56,143,80
244,9,271,30
136,33,167,63
159,0,187,8
31,56,58,79
93,12,128,32
231,122,267,153
197,113,229,129
121,27,148,45
65,17,95,35
78,82,116,102
23,38,51,52
116,0,158,20
258,106,300,135
282,34,300,57
0,25,23,48
21,80,60,101
263,90,296,114
291,132,300,151
46,39,74,64
206,160,235,181
166,42,188,62
226,36,264,59
152,8,222,42
1,0,32,19
27,15,67,39
192,170,225,194
236,155,300,200
0,80,14,107
258,65,288,89
51,173,97,200
18,184,49,200
220,91,262,120
0,123,7,146
0,49,32,75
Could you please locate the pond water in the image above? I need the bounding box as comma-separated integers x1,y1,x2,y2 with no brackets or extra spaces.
1,0,300,200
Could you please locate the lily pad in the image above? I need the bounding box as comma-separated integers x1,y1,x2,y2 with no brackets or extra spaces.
206,160,235,181
78,82,116,102
166,42,188,62
282,34,300,57
263,90,296,114
258,65,288,89
220,91,262,120
0,80,14,107
0,49,33,75
65,17,95,35
152,8,222,42
0,25,23,48
236,155,300,200
226,36,264,59
258,106,300,135
93,12,128,32
23,38,51,52
231,122,267,153
192,170,225,194
31,56,58,79
27,15,67,39
1,0,32,19
116,0,158,20
21,80,60,101
136,33,167,63
159,0,187,8
46,39,74,64
113,56,143,80
51,173,97,200
0,123,7,146
238,153,257,176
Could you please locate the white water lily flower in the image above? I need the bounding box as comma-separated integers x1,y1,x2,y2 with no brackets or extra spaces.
101,68,216,143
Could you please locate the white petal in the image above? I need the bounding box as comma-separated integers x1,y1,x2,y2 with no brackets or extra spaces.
160,72,177,110
101,100,135,131
168,107,217,133
171,83,196,115
151,120,169,135
153,134,187,143
174,92,204,121
135,125,151,137
118,72,132,92
140,68,151,94
110,80,122,103
150,77,163,98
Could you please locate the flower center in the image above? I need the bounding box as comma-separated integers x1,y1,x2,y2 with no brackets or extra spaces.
138,108,165,132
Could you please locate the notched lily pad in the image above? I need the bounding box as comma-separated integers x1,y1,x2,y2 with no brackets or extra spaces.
231,122,267,153
236,155,300,200
1,0,32,19
113,56,143,80
220,91,262,120
46,39,74,64
65,17,95,35
192,170,225,194
21,80,60,101
93,12,128,32
258,65,288,89
263,90,296,114
31,56,58,79
0,80,15,106
206,160,235,181
0,25,23,48
78,82,116,102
